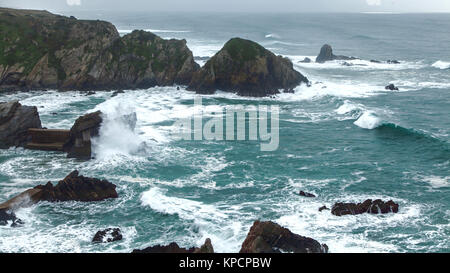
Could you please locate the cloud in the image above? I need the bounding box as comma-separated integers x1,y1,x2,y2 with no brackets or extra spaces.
366,0,382,6
66,0,81,6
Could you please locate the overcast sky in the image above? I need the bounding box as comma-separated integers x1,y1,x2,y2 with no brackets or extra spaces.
1,0,450,13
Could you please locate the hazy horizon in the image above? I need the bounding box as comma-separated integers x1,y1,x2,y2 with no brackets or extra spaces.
1,0,450,13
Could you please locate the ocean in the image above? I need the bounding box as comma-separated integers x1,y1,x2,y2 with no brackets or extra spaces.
0,12,449,253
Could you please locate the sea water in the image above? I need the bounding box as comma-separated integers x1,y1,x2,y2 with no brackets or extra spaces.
0,12,449,253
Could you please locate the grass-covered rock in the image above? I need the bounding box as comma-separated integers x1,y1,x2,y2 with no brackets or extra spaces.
0,8,199,92
188,38,308,97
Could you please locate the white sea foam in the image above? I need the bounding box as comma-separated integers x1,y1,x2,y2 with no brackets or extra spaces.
353,111,383,129
432,61,450,70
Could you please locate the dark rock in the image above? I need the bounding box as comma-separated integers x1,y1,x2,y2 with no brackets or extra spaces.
370,60,381,63
92,228,123,243
0,170,118,212
0,8,199,92
299,191,316,198
385,84,399,91
132,238,214,253
0,101,42,148
299,57,312,63
316,44,357,63
187,38,308,97
387,60,400,64
318,206,329,212
111,90,125,97
0,209,23,227
331,199,399,216
239,221,328,253
63,111,103,159
342,62,353,66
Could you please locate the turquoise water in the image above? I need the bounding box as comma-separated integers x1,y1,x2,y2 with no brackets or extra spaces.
0,13,449,253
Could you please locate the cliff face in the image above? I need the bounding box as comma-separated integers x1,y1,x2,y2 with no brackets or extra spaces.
188,38,308,97
0,8,199,92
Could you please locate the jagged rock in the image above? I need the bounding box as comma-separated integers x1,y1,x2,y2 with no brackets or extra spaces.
316,44,357,63
132,238,214,253
0,8,199,92
318,206,329,212
0,209,23,227
92,228,123,243
331,199,399,216
299,191,316,198
385,84,399,91
0,101,42,148
63,111,102,159
299,57,312,63
188,38,308,97
239,221,328,253
0,170,118,212
111,90,124,97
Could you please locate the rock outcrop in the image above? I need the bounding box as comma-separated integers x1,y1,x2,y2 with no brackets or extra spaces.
0,101,42,148
188,38,308,97
92,228,123,243
63,111,102,159
331,199,399,216
0,209,23,227
132,238,214,253
385,84,399,91
0,170,118,212
299,191,316,198
0,8,199,92
316,44,357,63
239,221,328,253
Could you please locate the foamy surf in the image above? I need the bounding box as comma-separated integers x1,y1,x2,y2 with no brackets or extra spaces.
432,61,450,70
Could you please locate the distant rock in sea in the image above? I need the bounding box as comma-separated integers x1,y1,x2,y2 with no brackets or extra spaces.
331,199,399,216
92,228,123,243
316,44,357,63
299,57,312,63
188,37,309,97
385,84,399,91
239,221,328,253
299,191,316,198
132,238,214,253
0,170,118,212
0,101,42,149
0,8,199,92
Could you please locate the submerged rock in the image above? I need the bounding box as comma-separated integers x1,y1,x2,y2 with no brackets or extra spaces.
0,8,199,92
331,199,399,216
0,209,23,227
385,84,399,91
188,38,308,97
316,44,357,63
239,221,328,253
318,206,329,212
63,111,103,159
0,101,42,148
0,170,118,212
387,60,401,64
299,57,312,63
92,228,123,243
132,238,214,253
299,191,316,198
111,90,125,97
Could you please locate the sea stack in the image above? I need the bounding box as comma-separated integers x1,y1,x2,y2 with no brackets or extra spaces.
188,38,309,97
316,44,357,63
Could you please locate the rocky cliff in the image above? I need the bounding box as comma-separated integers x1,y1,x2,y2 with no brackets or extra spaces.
0,8,199,92
188,38,308,97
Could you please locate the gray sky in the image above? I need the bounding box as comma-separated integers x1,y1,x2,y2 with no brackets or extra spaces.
1,0,450,13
